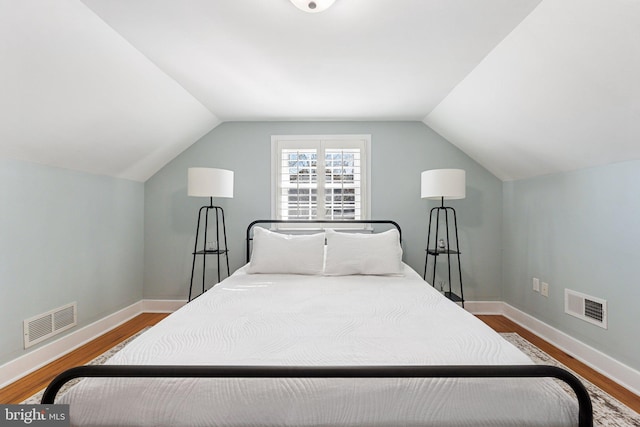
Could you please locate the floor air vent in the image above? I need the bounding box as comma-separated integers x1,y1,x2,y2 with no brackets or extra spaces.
564,289,607,329
24,302,77,348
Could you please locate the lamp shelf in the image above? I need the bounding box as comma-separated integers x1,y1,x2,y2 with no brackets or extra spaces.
426,248,461,256
193,249,229,255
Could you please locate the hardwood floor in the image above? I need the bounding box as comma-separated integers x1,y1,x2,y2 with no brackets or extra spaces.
477,315,640,414
0,312,169,404
1,312,638,416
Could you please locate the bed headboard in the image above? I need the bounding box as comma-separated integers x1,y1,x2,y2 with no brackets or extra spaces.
245,219,402,263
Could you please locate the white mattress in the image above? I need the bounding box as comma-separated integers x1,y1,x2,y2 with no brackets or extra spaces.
60,264,578,426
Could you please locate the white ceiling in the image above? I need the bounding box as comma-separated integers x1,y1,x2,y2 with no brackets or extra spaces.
1,0,638,182
0,0,219,181
425,0,640,180
80,0,540,121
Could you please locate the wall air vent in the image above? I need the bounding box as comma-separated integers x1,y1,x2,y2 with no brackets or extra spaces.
564,289,607,329
24,302,77,348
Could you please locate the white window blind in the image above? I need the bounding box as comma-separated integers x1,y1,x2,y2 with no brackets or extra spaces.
272,136,370,223
323,148,362,220
279,147,319,219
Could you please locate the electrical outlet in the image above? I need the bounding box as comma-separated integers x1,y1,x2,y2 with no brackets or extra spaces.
532,277,540,292
541,282,549,297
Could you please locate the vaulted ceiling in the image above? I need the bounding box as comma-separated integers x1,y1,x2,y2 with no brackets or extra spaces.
1,0,638,181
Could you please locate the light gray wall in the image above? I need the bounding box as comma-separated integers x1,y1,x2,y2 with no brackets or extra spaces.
0,159,144,365
502,160,640,371
144,121,503,301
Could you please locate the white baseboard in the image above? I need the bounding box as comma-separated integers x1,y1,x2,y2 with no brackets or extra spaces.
463,301,504,314
0,299,187,389
466,301,640,397
141,299,187,313
0,301,142,389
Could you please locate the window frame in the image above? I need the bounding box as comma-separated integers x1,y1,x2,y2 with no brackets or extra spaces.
271,134,371,229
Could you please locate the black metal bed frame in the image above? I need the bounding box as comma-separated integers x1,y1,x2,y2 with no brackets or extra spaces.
41,365,592,426
42,365,593,427
41,219,593,426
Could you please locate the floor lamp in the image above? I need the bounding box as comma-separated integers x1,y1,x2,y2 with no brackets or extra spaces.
421,169,466,306
188,167,233,301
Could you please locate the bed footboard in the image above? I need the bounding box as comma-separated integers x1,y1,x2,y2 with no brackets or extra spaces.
41,364,592,427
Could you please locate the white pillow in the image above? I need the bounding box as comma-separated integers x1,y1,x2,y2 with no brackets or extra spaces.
248,227,325,275
324,228,403,276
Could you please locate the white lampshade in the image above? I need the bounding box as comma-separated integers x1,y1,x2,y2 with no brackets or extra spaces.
188,168,234,198
421,169,466,200
289,0,336,13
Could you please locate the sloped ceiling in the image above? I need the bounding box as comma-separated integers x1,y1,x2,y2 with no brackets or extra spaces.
2,0,638,182
0,0,219,181
425,0,640,180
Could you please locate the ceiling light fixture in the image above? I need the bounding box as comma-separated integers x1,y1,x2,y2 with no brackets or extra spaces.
289,0,336,13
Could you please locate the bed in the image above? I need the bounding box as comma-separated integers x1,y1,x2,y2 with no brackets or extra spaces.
43,220,592,426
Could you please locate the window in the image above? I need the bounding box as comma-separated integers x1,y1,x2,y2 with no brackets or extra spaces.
271,135,370,223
